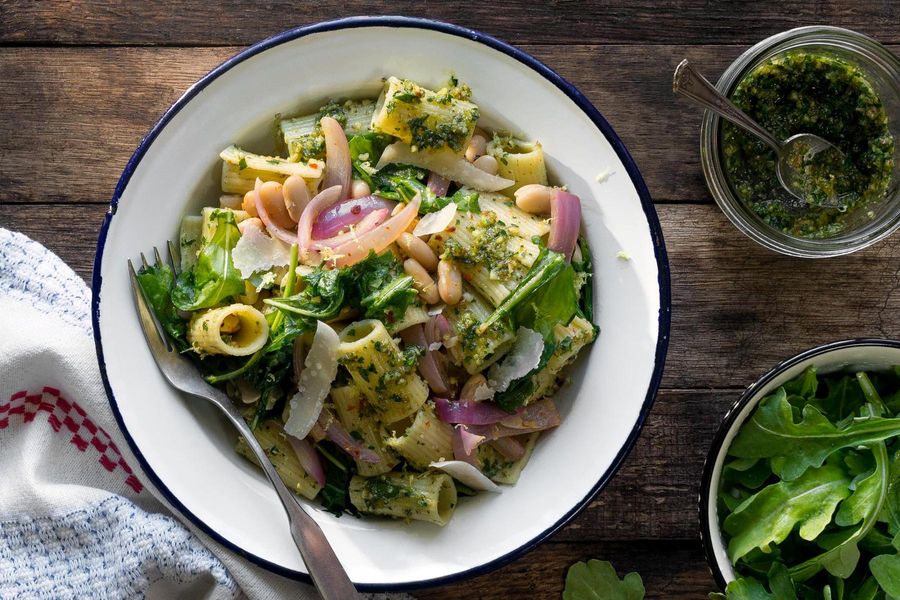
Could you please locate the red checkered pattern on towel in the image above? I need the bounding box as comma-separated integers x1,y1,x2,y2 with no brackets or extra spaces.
1,387,143,493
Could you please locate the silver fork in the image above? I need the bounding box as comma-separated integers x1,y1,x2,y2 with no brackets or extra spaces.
127,244,361,600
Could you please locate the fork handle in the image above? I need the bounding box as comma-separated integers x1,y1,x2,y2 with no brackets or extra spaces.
215,399,362,599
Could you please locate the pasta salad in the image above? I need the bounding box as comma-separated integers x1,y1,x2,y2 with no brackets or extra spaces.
137,75,597,526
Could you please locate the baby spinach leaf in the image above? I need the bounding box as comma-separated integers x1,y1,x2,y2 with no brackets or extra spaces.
562,559,644,600
723,463,851,562
729,387,900,481
172,209,244,311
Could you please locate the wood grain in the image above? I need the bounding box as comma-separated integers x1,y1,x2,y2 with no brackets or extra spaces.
415,540,714,600
2,1,898,47
7,202,900,392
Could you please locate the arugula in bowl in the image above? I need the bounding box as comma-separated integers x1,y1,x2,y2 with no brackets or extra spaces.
716,365,900,599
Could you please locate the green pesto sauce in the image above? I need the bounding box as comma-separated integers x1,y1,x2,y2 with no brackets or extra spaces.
722,51,894,238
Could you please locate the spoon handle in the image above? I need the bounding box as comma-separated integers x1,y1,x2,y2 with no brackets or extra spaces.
673,59,782,152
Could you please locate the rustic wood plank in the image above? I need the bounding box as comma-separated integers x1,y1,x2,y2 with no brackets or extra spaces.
2,0,897,47
6,202,900,392
415,540,714,600
0,44,777,205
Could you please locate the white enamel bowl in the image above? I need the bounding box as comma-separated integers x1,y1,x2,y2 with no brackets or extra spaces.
92,17,670,590
700,339,900,590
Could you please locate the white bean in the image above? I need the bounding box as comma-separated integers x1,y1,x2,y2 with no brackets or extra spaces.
351,179,371,199
241,190,259,217
258,181,295,229
473,154,499,175
237,217,264,235
459,373,487,402
404,258,440,304
397,232,438,271
514,184,553,214
282,175,309,222
437,259,463,305
464,134,487,162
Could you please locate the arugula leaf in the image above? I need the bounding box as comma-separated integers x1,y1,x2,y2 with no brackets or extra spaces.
718,577,778,599
419,187,481,214
562,560,644,600
729,387,900,481
572,236,595,323
172,209,244,311
869,552,900,598
723,463,851,562
135,262,188,351
348,132,392,167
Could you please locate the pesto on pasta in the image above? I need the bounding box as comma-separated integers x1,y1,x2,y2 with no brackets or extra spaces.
136,75,597,526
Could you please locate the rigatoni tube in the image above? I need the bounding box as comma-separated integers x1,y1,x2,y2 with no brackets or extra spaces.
349,472,458,526
188,304,268,356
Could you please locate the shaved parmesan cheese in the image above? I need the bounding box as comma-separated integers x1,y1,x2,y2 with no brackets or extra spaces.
428,341,443,352
232,225,293,278
413,202,457,237
458,426,485,455
377,142,513,192
427,303,446,316
472,382,495,401
284,321,339,440
487,327,544,393
430,460,501,493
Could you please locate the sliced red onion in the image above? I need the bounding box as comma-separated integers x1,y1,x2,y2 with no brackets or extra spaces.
434,397,511,425
254,178,297,245
317,409,380,464
311,209,389,250
286,434,326,487
320,116,351,199
297,184,343,263
467,399,561,439
291,336,306,384
451,426,483,467
547,189,582,261
332,193,421,267
312,195,397,239
424,314,452,346
488,436,525,461
399,324,449,394
427,172,451,197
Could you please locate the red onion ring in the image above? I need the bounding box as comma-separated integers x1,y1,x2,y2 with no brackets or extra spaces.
452,426,484,466
317,409,380,463
487,437,526,461
434,397,511,425
426,171,451,197
297,184,343,262
312,195,397,240
254,178,298,245
399,324,449,394
311,209,389,250
466,399,561,439
320,116,351,199
286,434,326,487
547,189,582,261
332,193,421,267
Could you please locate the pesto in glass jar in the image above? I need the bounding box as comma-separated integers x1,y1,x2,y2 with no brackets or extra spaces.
722,51,894,238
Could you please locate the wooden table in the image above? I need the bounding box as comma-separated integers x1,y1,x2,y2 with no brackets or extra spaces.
3,2,899,597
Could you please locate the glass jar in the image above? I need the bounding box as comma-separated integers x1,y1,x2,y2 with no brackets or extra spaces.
700,26,900,257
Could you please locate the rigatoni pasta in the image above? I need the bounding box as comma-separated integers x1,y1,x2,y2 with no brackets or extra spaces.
136,73,597,527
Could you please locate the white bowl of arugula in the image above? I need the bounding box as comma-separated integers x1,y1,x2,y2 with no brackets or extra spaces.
701,338,900,598
91,17,670,589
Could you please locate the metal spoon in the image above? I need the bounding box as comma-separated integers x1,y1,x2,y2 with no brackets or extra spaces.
673,59,849,209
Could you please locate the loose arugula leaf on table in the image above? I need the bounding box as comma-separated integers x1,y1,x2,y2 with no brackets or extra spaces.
562,559,644,600
135,262,189,351
729,387,900,481
172,209,244,311
723,463,851,563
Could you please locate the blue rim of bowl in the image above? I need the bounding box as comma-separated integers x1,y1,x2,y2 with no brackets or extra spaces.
698,337,900,591
91,15,671,591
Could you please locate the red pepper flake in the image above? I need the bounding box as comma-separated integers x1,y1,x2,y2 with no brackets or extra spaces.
446,226,456,233
462,272,473,281
351,205,362,215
